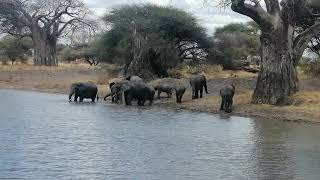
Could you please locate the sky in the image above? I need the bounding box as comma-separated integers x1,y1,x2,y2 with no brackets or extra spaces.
83,0,250,35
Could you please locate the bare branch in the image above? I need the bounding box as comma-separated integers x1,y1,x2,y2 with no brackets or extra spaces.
264,0,280,14
231,0,274,30
294,22,320,58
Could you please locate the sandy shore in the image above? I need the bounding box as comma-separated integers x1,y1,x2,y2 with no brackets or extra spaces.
1,63,320,123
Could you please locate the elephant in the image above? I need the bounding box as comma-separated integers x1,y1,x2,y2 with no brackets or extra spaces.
69,82,98,102
112,81,155,106
220,84,235,113
190,74,209,99
126,75,144,83
153,84,174,98
104,82,120,102
175,85,186,103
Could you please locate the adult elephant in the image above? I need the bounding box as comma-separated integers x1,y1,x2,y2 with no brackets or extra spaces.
112,81,155,106
69,82,98,102
190,74,209,99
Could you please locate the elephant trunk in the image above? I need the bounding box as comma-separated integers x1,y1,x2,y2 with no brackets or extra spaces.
69,88,75,101
104,93,111,101
204,80,209,94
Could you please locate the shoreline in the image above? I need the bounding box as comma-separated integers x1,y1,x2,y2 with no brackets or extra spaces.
1,64,319,123
1,87,318,124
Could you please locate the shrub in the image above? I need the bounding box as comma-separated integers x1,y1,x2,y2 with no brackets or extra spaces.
300,59,320,76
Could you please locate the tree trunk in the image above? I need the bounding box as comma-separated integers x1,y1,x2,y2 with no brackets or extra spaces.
252,27,299,104
127,31,155,79
32,27,58,66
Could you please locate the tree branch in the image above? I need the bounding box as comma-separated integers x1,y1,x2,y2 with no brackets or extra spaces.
264,0,280,14
294,22,320,58
231,0,274,31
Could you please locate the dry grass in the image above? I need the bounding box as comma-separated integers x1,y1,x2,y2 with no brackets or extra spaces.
170,64,257,79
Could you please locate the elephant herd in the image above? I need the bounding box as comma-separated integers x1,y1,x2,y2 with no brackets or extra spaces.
68,75,236,113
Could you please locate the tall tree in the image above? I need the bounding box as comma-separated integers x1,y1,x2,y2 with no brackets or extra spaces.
100,4,211,77
214,0,320,104
0,0,93,66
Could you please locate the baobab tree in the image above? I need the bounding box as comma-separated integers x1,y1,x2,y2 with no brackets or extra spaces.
213,0,320,104
0,0,94,66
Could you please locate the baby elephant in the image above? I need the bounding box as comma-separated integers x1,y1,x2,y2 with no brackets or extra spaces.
154,84,174,98
175,85,186,103
220,84,235,113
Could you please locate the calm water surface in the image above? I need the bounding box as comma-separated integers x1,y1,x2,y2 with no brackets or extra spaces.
1,90,320,179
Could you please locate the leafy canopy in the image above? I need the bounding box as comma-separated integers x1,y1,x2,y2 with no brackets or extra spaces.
98,4,211,67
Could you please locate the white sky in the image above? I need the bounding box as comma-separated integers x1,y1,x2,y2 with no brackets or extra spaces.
83,0,250,34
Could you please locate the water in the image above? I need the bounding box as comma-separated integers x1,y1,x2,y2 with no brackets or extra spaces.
1,90,320,179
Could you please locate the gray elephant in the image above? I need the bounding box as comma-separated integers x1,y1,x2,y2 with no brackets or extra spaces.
190,75,209,99
126,75,144,83
220,84,235,113
104,82,120,102
69,82,98,102
153,84,174,98
175,85,186,103
112,81,155,106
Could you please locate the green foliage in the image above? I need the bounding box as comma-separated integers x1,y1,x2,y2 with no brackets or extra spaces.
299,58,320,77
59,43,99,66
98,4,211,74
0,36,32,65
212,22,260,69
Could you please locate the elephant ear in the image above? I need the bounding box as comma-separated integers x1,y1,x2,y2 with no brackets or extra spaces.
120,82,131,93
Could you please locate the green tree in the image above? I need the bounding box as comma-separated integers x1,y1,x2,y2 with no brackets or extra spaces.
99,4,211,77
213,0,320,104
60,43,99,66
0,36,32,65
0,0,94,66
212,22,260,69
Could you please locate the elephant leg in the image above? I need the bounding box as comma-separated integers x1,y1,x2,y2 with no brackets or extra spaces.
124,93,132,105
74,95,78,102
176,93,179,103
220,97,225,110
91,97,95,102
200,88,203,98
158,91,161,99
137,99,142,106
191,87,195,99
149,98,153,105
194,89,199,99
229,99,233,109
140,100,146,106
227,99,233,110
79,97,84,102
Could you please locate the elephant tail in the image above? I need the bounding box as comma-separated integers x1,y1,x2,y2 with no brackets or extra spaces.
96,94,99,101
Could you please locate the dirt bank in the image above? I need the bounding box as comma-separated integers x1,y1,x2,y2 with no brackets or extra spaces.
1,63,319,123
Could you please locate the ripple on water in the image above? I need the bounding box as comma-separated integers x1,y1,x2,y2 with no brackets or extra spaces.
1,90,320,179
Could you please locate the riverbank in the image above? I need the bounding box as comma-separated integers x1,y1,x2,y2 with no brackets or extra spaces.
1,63,320,123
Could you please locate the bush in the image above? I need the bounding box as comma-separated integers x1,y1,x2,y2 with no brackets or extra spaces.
300,59,320,76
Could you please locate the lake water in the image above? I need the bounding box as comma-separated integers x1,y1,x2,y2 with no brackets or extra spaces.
1,90,320,179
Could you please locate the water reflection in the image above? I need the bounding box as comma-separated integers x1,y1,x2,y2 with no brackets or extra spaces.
0,90,320,179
